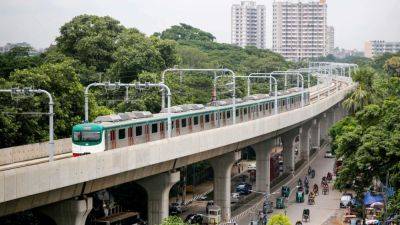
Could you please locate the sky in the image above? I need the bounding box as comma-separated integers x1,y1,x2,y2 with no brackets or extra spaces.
0,0,399,51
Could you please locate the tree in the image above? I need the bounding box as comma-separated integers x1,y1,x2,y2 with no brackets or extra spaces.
151,37,181,68
160,23,216,42
384,56,400,77
0,58,86,147
160,216,188,225
0,46,43,79
108,29,168,82
267,214,291,225
56,14,125,72
343,67,376,113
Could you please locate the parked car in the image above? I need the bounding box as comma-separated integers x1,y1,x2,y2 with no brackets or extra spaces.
169,202,182,214
248,162,256,170
235,182,252,195
340,193,353,208
185,214,203,224
231,192,240,203
325,151,334,158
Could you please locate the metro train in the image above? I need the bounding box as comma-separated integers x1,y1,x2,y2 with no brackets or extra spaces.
72,88,312,156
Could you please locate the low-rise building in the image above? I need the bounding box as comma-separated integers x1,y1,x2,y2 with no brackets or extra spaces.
364,40,400,58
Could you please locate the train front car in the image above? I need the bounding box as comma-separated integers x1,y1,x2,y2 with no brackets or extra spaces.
72,123,105,156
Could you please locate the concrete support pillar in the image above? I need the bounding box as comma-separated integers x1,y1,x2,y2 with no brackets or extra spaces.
137,171,180,225
281,129,299,174
252,139,274,193
209,151,241,222
326,110,334,129
300,122,312,163
319,113,328,143
333,106,341,123
310,119,321,149
38,197,93,225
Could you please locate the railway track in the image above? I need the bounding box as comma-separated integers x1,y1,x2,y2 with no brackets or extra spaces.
0,79,349,172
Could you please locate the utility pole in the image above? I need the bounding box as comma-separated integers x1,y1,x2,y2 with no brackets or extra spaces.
84,82,173,138
0,88,55,161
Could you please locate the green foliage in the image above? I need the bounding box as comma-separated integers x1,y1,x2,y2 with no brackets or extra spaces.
160,23,215,42
330,55,400,211
384,56,400,77
343,67,376,113
107,29,180,83
0,46,43,79
56,14,125,72
267,214,291,225
160,216,188,225
0,18,288,148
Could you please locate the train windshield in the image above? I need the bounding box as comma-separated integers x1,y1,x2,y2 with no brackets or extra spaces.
73,131,101,142
82,132,101,141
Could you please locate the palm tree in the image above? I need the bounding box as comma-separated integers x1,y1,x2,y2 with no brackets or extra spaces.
343,67,376,113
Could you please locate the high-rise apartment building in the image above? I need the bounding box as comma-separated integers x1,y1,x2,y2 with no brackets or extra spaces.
326,26,334,54
364,40,400,58
231,1,266,49
272,0,328,61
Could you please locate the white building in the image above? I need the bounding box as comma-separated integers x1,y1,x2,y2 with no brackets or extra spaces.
364,40,400,58
326,26,334,54
272,0,328,61
231,1,266,49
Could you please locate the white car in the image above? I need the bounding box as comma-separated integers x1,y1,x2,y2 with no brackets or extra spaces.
325,151,334,158
231,192,240,203
247,163,256,170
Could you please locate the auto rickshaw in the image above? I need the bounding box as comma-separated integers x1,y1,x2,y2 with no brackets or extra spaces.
296,191,305,203
302,209,310,222
281,186,290,198
206,205,221,225
276,197,285,209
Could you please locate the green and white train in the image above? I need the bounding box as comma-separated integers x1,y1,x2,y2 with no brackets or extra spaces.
72,88,310,156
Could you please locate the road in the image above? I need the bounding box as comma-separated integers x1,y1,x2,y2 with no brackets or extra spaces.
236,145,343,225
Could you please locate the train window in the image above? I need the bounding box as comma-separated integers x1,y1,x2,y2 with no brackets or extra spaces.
236,109,239,117
151,124,158,133
227,111,231,119
244,108,248,115
118,129,125,139
205,114,210,123
182,119,187,127
73,132,81,141
259,105,262,111
172,121,174,129
136,126,142,136
194,116,199,125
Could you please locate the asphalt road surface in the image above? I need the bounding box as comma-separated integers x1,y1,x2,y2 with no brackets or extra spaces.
236,145,343,225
